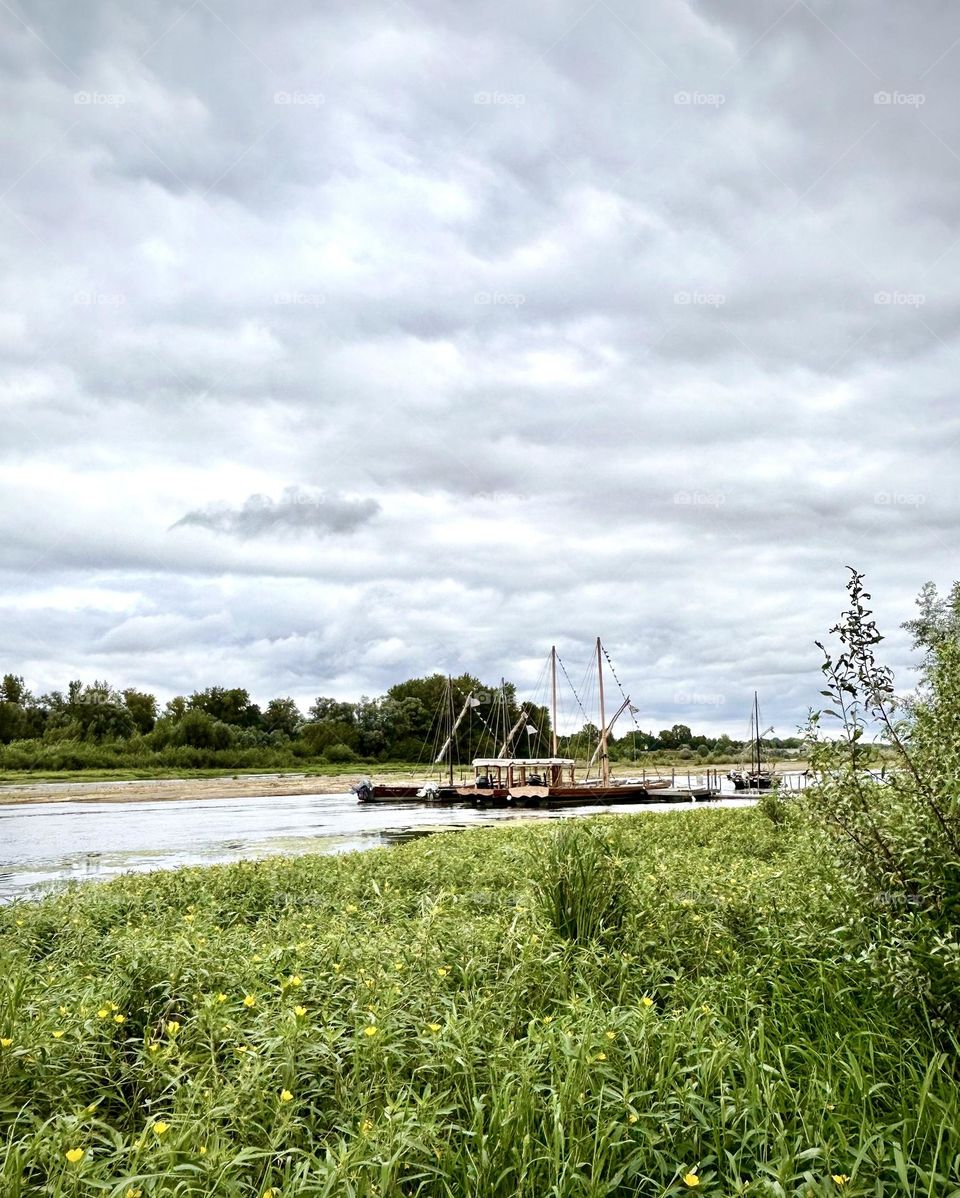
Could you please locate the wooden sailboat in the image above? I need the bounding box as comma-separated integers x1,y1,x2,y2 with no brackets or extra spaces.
727,691,774,791
506,641,705,806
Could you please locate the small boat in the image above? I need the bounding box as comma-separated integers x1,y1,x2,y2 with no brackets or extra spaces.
727,692,775,791
355,677,510,804
354,781,421,802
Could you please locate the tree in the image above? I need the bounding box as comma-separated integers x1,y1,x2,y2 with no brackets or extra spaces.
1,674,27,705
263,697,302,739
123,689,158,734
308,696,356,725
189,687,262,728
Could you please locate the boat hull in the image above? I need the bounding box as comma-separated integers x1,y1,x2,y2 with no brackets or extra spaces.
507,783,713,807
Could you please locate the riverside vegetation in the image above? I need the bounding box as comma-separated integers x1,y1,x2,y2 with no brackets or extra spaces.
0,673,804,776
3,809,958,1198
1,572,958,1195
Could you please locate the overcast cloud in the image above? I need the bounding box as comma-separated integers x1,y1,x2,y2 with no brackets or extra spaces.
1,0,957,734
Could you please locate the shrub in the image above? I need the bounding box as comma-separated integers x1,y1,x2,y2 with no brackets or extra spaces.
806,568,960,1023
324,742,359,764
531,821,631,944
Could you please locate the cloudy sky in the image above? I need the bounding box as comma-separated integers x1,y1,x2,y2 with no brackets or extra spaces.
1,0,957,736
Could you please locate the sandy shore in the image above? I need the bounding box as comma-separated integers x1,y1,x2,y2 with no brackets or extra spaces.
0,772,380,805
0,763,810,807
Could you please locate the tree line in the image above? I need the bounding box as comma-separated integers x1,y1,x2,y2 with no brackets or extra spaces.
0,670,801,772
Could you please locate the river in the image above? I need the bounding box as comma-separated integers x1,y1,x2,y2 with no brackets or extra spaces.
0,789,763,904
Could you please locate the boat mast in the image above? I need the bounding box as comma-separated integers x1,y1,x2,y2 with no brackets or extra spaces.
753,690,760,775
597,636,609,787
550,645,558,758
587,695,632,767
435,687,476,773
497,705,529,758
448,676,454,785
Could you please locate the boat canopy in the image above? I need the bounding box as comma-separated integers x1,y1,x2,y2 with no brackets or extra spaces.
472,757,574,767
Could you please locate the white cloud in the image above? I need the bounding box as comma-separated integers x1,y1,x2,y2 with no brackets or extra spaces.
0,0,956,731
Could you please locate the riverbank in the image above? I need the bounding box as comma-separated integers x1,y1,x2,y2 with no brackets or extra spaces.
0,763,809,806
0,771,370,804
1,807,956,1196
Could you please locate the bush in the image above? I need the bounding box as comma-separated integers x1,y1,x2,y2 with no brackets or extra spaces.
323,743,358,764
806,569,960,1023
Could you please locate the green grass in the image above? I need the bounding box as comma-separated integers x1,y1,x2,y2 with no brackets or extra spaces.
1,810,958,1196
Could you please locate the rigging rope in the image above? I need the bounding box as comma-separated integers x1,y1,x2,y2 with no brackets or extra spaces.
601,643,644,737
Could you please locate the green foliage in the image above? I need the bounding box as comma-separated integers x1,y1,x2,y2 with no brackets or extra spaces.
531,822,631,943
806,568,960,1023
122,689,158,734
323,742,358,764
263,697,302,739
0,665,800,771
0,810,956,1196
757,785,789,827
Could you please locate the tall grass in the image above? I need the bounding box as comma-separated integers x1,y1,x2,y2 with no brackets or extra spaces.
1,810,958,1196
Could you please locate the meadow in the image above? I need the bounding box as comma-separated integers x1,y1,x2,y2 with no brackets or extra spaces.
1,807,958,1197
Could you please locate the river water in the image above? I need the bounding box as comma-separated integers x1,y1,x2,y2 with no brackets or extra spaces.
0,788,763,904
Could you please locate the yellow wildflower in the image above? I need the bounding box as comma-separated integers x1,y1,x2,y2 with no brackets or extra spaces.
683,1172,700,1187
641,997,654,1008
58,1005,69,1015
428,1023,442,1032
595,1052,607,1061
243,995,256,1008
114,1014,125,1024
107,1002,118,1011
628,1113,638,1124
437,967,449,978
345,904,358,913
333,963,343,973
148,1043,159,1053
294,1004,307,1017
280,1088,293,1102
199,1146,207,1155
216,992,227,1003
97,1008,109,1019
0,1038,12,1048
153,1121,169,1136
126,1189,143,1197
605,1030,616,1040
289,975,302,987
167,1021,180,1035
52,1030,64,1039
832,1176,849,1187
65,1148,84,1163
361,1118,373,1133
363,1025,378,1037
542,1015,553,1023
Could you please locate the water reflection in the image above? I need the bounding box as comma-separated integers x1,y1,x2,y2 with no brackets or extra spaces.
0,788,761,904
